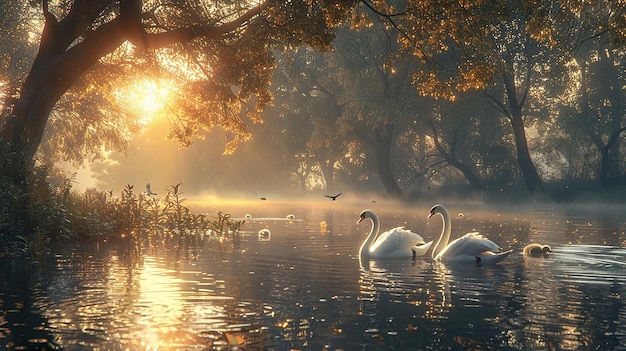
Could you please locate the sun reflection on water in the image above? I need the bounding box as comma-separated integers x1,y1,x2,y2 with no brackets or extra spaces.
134,258,187,349
36,248,242,350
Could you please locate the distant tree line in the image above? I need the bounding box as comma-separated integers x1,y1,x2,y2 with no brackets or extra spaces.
257,1,626,200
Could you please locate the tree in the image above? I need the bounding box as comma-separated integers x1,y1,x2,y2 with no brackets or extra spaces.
395,0,564,193
533,0,626,188
266,47,347,193
575,40,626,186
0,0,357,188
427,111,484,191
329,22,429,197
388,0,626,193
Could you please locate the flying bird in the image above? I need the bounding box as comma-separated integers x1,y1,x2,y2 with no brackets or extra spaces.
324,193,342,201
146,183,157,196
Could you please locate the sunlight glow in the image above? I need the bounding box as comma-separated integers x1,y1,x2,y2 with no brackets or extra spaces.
115,79,173,126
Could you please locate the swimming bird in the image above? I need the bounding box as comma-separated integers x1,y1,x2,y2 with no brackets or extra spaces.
357,209,433,259
286,214,296,220
325,193,342,201
258,228,271,239
260,197,267,200
146,183,157,196
523,243,552,256
428,204,512,264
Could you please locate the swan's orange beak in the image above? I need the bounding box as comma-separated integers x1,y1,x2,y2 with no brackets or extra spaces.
427,212,434,219
357,216,365,224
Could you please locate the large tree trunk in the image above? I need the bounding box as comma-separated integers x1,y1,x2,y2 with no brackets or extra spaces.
3,2,125,167
509,112,543,193
599,127,626,186
373,140,403,198
321,160,335,193
351,122,402,198
502,73,543,193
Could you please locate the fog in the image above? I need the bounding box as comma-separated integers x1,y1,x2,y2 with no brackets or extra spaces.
74,116,305,200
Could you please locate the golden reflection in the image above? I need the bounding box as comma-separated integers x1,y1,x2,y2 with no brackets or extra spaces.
135,260,185,347
432,263,452,310
358,257,434,320
103,254,229,350
280,318,311,346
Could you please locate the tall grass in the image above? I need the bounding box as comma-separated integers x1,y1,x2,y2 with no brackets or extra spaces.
0,173,243,257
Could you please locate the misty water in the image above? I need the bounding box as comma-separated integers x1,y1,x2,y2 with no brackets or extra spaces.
2,200,626,350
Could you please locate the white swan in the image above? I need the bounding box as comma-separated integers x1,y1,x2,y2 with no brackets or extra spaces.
428,204,512,264
357,209,433,259
523,243,551,256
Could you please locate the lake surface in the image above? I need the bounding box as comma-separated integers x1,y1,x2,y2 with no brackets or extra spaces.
2,200,626,350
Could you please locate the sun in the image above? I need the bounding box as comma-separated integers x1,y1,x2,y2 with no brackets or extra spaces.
118,79,173,125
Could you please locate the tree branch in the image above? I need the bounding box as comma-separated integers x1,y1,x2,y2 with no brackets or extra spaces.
428,121,450,159
120,0,146,49
143,3,266,49
483,92,511,119
359,0,410,43
606,126,626,151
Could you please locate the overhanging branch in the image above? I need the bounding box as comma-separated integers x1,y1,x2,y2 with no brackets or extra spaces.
143,3,266,49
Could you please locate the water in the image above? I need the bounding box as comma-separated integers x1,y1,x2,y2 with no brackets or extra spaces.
2,201,626,350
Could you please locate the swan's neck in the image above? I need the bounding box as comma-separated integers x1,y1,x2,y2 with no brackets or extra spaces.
431,208,451,258
359,214,379,257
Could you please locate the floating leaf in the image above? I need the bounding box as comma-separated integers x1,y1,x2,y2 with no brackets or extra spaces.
225,332,246,348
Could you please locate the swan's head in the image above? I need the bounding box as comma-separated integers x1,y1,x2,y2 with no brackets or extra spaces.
541,245,552,253
358,209,375,224
428,204,447,219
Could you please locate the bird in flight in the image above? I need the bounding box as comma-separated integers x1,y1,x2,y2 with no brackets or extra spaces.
146,183,157,196
324,193,342,201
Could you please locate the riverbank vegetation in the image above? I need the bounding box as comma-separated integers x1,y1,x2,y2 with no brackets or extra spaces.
0,165,244,257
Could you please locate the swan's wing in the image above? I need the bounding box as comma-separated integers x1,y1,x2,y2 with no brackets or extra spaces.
438,232,501,258
478,249,513,264
369,227,426,257
412,241,434,257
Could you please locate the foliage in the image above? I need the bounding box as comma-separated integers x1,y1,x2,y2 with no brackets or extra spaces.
0,161,243,257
